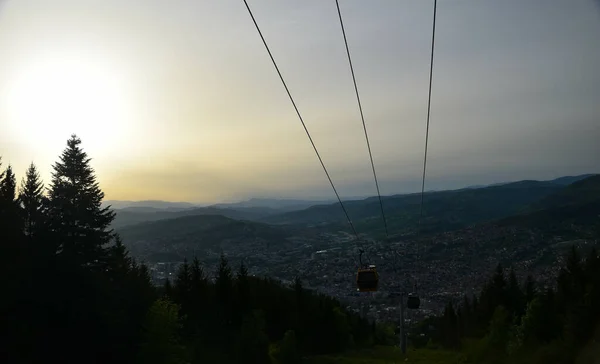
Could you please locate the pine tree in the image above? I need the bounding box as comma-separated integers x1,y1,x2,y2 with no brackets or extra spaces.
107,235,132,280
0,164,23,251
216,253,234,341
47,135,115,268
235,260,252,327
174,259,192,310
216,253,233,306
191,256,205,285
0,164,20,230
524,274,536,304
507,268,525,319
0,164,17,202
164,278,173,299
19,163,45,238
442,301,459,348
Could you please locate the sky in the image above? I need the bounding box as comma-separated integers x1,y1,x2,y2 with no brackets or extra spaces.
0,0,599,203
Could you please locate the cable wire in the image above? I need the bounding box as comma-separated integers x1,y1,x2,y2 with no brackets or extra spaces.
334,0,390,245
242,0,359,240
415,0,438,293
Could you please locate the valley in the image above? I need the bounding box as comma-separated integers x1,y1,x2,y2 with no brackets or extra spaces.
113,174,600,321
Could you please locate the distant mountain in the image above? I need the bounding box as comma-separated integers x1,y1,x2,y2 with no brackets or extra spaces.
463,174,595,190
107,174,597,231
102,200,198,210
529,175,600,211
546,174,598,186
211,198,336,212
117,214,290,262
261,180,565,237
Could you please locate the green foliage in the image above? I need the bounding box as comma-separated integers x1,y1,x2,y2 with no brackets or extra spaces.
19,162,45,238
167,255,373,362
235,310,270,364
270,330,302,364
428,243,600,364
305,345,464,364
487,306,510,354
374,323,396,346
137,298,188,364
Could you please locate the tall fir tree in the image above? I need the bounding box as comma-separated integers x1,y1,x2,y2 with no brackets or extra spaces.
47,135,115,267
507,268,525,319
19,162,45,238
0,163,16,200
236,260,251,323
524,274,537,304
0,164,23,243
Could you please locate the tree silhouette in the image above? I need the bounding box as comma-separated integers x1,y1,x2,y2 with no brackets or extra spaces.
47,134,115,268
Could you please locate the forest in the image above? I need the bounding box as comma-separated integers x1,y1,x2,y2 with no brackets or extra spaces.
413,246,600,364
0,135,377,364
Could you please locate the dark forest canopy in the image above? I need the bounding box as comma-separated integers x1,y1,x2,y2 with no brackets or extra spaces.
417,245,600,364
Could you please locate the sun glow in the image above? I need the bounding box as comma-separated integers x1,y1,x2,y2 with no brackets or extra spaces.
4,51,136,156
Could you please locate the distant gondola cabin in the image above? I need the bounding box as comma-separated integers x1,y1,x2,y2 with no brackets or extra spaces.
356,265,379,292
407,293,421,309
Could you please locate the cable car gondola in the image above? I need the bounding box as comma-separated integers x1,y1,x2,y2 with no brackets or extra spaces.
356,264,379,292
356,249,379,292
407,292,421,310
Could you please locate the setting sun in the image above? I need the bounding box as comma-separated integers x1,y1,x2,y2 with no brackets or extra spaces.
4,51,135,156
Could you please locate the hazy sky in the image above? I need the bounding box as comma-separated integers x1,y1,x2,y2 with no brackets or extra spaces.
1,0,599,203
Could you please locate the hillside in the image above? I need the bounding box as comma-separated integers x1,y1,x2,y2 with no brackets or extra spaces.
117,214,292,262
261,180,564,237
530,174,600,210
396,175,600,306
111,205,275,229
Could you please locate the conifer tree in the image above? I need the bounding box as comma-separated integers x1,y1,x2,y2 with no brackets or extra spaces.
19,163,45,238
164,278,173,298
0,164,17,202
191,256,205,285
216,253,233,305
0,164,22,244
216,253,234,339
47,135,115,267
174,259,192,319
107,235,132,279
524,274,536,304
507,268,525,319
236,260,251,325
0,164,19,223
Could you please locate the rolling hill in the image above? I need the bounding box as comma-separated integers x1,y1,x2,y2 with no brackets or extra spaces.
117,214,291,262
111,205,275,229
260,180,566,237
500,174,600,233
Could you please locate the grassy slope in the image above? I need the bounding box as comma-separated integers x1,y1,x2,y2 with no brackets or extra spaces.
305,346,464,364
